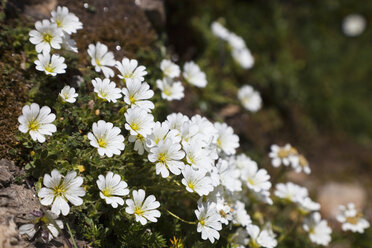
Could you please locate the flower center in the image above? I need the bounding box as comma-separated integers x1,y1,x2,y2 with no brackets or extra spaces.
188,155,196,165
346,213,363,225
277,148,290,158
97,138,108,148
187,182,195,190
102,187,113,197
134,206,144,216
98,90,108,98
124,72,133,79
55,19,62,27
53,184,66,197
217,138,222,147
219,210,227,218
299,155,308,167
163,87,172,96
28,119,40,131
129,95,136,104
248,178,255,185
199,218,205,226
130,122,140,132
43,33,53,43
44,64,55,73
158,153,168,163
95,59,101,66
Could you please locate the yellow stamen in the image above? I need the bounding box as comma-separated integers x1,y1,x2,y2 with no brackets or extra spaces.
130,122,140,131
129,95,136,104
102,187,113,197
164,88,172,96
28,119,40,131
158,153,168,163
277,148,290,158
43,33,53,43
97,138,107,148
134,206,143,216
95,59,101,66
188,182,195,190
346,213,363,225
199,218,205,226
44,64,55,73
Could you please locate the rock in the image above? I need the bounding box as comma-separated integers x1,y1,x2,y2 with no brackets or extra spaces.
0,218,26,248
135,0,165,29
0,159,20,187
0,184,39,225
318,182,367,219
24,0,58,20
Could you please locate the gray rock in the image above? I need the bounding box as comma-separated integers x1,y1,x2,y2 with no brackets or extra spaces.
318,182,367,219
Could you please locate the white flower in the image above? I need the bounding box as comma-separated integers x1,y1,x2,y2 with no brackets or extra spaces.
88,42,116,78
246,224,277,248
29,19,63,54
124,106,155,136
207,186,234,225
156,77,184,101
297,197,320,214
125,189,161,225
274,182,308,203
183,142,214,172
231,228,250,248
233,201,252,227
59,85,78,103
165,112,189,131
290,154,311,174
146,121,180,148
232,47,254,69
211,21,230,40
195,201,222,243
35,53,66,76
122,79,154,111
238,85,262,112
215,159,242,192
88,120,125,157
342,14,366,37
96,172,129,208
38,169,85,216
269,144,296,167
19,212,63,241
181,166,213,196
336,203,370,233
253,190,273,205
115,58,147,83
148,139,185,178
303,212,332,246
183,61,207,88
214,122,239,155
61,32,78,53
128,134,147,155
92,78,122,102
18,103,56,143
19,224,37,239
227,33,246,50
160,59,180,78
241,161,271,192
51,6,82,34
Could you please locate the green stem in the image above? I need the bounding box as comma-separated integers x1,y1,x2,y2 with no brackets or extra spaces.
165,209,197,225
66,222,78,248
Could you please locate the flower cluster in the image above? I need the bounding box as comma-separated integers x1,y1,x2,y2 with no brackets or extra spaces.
18,6,370,247
211,21,254,69
157,59,208,101
269,143,311,174
29,6,82,76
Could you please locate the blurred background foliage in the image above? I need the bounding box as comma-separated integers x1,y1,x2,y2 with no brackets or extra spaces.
165,0,372,143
